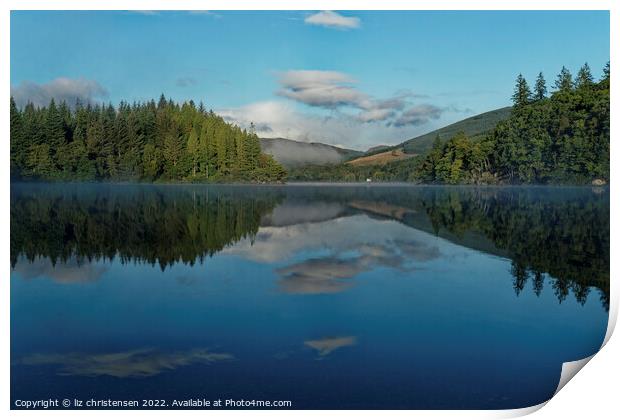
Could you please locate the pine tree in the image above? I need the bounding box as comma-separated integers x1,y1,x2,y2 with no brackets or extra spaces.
511,74,531,107
157,94,167,110
554,66,573,92
113,109,131,178
56,101,74,177
10,97,25,175
163,131,184,178
198,121,211,178
576,63,594,89
245,133,262,173
600,61,610,90
27,144,54,178
215,125,228,175
86,111,105,178
534,72,547,100
58,101,73,136
143,143,162,179
73,103,88,143
45,99,66,153
21,103,44,147
187,127,200,177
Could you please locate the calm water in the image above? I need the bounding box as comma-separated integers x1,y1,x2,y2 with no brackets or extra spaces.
10,183,609,409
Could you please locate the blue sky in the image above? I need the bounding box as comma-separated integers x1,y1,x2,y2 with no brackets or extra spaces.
10,10,610,150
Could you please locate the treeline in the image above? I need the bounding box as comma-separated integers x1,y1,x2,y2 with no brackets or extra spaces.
416,63,610,184
10,95,287,183
290,62,610,185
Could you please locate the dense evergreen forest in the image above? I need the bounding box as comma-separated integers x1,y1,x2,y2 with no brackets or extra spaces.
10,95,287,183
416,63,610,184
9,63,609,185
289,62,610,184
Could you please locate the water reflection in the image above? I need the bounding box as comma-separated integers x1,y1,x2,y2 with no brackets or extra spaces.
10,183,610,409
11,184,609,309
19,348,234,378
275,238,433,295
10,183,283,269
304,336,357,358
418,187,610,309
13,256,108,284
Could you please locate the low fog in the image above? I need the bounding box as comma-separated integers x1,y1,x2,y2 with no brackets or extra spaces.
260,138,353,168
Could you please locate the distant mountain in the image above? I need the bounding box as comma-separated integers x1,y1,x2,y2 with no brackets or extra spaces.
399,107,512,154
263,108,511,170
260,138,362,168
339,107,512,167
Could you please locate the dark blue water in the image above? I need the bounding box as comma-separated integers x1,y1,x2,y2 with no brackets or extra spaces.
10,183,609,409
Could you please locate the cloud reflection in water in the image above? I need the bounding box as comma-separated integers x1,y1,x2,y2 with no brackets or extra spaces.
226,214,441,294
12,257,108,284
304,336,357,357
19,348,234,378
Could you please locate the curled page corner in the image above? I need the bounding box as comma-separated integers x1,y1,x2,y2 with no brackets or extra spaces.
601,298,617,348
537,303,616,413
553,355,595,397
500,401,548,418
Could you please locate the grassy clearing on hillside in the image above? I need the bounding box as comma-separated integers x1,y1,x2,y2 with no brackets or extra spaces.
346,148,416,166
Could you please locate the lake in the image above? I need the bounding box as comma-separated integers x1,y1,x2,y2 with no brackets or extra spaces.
10,183,609,409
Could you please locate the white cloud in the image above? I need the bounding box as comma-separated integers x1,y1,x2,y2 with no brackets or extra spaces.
274,69,440,129
11,78,108,108
218,98,449,150
392,104,443,127
217,100,375,149
304,11,360,29
216,69,469,149
356,108,396,123
219,100,356,144
277,70,366,109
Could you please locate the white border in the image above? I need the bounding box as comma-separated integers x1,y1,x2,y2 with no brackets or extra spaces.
2,2,616,419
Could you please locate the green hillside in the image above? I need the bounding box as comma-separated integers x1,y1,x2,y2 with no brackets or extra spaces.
400,107,512,154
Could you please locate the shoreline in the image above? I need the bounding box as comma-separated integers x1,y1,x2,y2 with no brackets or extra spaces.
9,180,609,189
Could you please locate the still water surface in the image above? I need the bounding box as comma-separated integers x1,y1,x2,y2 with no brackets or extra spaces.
10,183,609,409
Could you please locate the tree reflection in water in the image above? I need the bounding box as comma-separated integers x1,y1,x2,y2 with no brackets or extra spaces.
11,183,609,309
